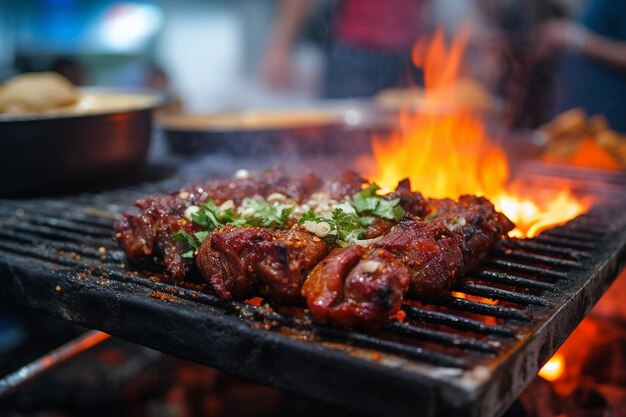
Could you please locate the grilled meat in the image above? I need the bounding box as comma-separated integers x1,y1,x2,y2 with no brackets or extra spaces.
319,170,368,200
115,170,514,331
374,195,513,300
427,195,515,272
301,194,514,327
114,169,324,278
389,178,427,218
114,194,197,278
183,169,323,206
196,226,329,304
373,218,464,301
302,246,410,330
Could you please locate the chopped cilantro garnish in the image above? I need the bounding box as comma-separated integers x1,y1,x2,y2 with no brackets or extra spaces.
191,200,233,229
181,250,195,259
172,229,200,250
172,229,211,259
358,216,376,227
173,182,407,257
298,210,321,224
354,183,381,199
351,184,405,221
298,207,366,245
331,208,362,241
238,198,294,228
194,231,210,243
172,229,203,259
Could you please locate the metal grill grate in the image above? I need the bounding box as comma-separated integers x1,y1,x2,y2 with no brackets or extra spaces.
1,176,626,417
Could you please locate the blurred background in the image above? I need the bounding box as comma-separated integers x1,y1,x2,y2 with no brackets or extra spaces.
3,0,622,129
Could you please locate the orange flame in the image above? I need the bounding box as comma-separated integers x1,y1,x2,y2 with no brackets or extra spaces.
497,187,589,238
366,27,589,238
538,352,566,381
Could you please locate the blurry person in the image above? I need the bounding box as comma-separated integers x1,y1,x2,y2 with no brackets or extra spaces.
538,0,626,132
465,1,564,129
262,0,428,99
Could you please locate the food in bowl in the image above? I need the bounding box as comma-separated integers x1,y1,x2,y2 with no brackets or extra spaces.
0,72,79,114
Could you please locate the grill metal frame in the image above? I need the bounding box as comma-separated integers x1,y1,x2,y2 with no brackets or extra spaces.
1,172,626,417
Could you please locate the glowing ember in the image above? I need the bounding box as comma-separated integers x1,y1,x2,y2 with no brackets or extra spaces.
538,352,566,382
366,27,590,238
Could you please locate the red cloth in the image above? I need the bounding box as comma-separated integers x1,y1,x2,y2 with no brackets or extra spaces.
334,0,425,52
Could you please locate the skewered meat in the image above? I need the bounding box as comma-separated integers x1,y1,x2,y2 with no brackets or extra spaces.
183,169,322,206
373,217,464,301
115,170,514,331
115,169,323,278
318,170,368,200
196,227,329,304
302,246,410,329
427,195,515,272
114,194,196,278
389,178,427,217
302,194,514,327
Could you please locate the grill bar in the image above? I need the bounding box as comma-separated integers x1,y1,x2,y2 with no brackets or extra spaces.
493,249,583,269
314,327,471,368
487,259,569,280
385,322,499,354
532,235,597,250
403,306,514,338
542,229,603,241
454,282,550,307
439,296,530,321
476,270,555,291
501,239,588,260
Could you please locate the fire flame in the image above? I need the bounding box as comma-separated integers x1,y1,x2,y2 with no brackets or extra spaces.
538,352,566,381
366,27,589,238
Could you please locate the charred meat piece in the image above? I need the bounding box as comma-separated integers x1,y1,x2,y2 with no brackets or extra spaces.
374,218,464,301
319,170,368,200
186,169,323,205
114,194,198,278
196,227,268,301
254,228,330,304
362,217,394,239
427,195,515,271
302,246,410,330
196,226,329,303
375,195,514,301
389,178,427,218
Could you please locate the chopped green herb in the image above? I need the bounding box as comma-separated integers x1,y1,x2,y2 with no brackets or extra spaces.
351,185,405,221
172,229,199,250
331,208,362,241
298,210,321,225
354,183,381,199
239,198,294,228
358,216,376,227
351,196,379,213
194,231,210,243
173,183,408,259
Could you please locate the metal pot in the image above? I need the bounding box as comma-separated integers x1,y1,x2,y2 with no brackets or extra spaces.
0,89,163,196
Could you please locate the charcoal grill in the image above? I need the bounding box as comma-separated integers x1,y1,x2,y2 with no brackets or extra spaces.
1,163,626,417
